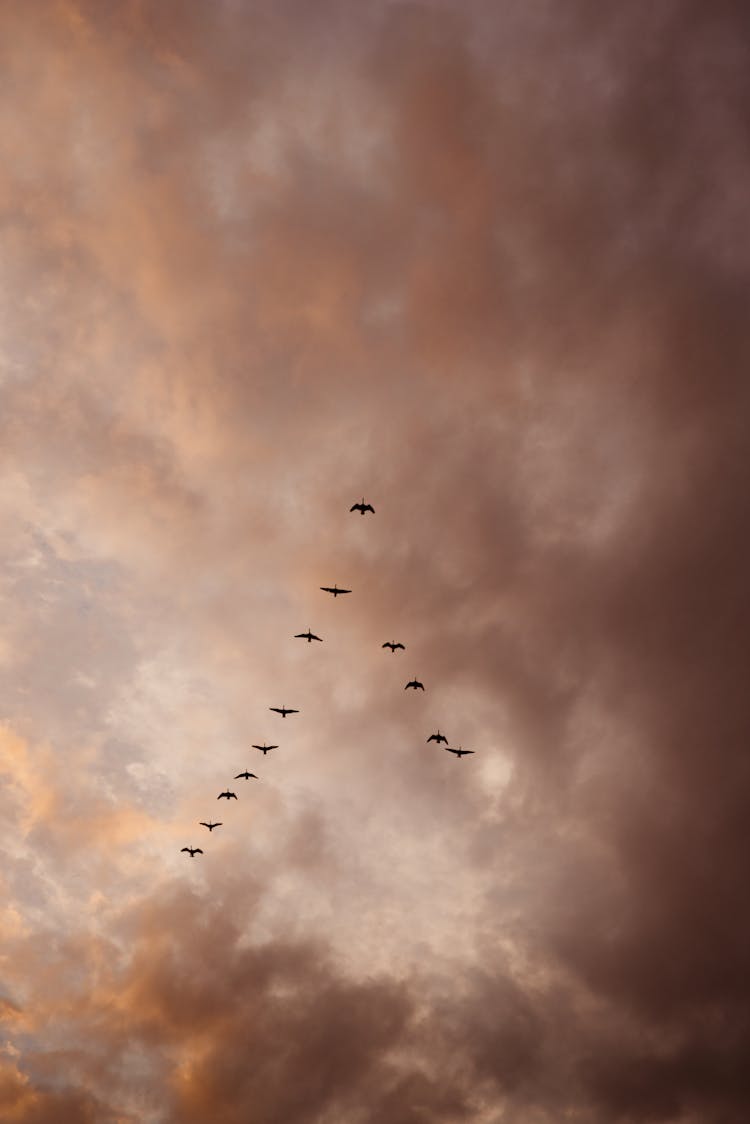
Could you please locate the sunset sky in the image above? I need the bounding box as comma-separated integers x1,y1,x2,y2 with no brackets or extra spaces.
2,2,750,1121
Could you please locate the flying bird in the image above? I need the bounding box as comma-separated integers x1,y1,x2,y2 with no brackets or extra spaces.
218,790,238,800
320,584,351,597
294,629,322,643
350,498,375,515
252,743,278,755
404,678,425,691
382,641,405,652
269,705,299,717
181,847,203,857
234,770,258,780
199,821,222,831
445,746,474,758
427,731,448,744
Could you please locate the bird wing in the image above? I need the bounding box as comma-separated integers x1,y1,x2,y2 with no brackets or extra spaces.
438,734,447,743
181,847,190,852
320,586,335,593
294,633,307,638
310,634,322,641
445,748,459,755
194,848,203,854
234,772,246,779
339,588,352,593
231,793,238,798
349,504,359,512
417,683,425,690
382,642,391,649
394,643,405,649
427,734,437,742
269,707,282,714
364,504,375,512
286,708,299,713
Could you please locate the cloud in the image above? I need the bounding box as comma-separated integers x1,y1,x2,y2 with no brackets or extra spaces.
1,1,750,1121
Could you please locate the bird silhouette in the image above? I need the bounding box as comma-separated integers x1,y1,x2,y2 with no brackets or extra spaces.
294,629,322,642
320,584,351,597
405,678,425,691
199,821,222,831
445,746,474,758
252,743,278,755
269,705,299,717
350,498,375,514
382,641,405,652
181,847,203,856
427,731,448,744
218,790,238,800
234,770,258,780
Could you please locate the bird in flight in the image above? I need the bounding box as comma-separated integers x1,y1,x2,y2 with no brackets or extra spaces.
199,821,222,831
445,746,475,758
382,641,405,652
295,629,322,643
181,846,203,857
350,498,375,515
252,743,278,755
218,790,238,800
269,705,299,717
235,770,258,780
405,678,425,691
427,731,448,744
320,584,351,597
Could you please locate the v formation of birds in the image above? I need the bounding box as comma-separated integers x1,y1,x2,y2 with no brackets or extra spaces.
181,498,475,857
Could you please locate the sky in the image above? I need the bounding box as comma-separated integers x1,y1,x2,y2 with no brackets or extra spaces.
1,1,750,1121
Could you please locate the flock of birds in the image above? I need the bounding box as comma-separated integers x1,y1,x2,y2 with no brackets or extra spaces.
181,498,475,857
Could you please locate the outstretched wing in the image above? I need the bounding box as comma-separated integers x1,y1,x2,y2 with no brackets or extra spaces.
349,503,359,512
310,633,322,641
269,707,283,714
394,643,405,650
181,847,191,852
320,586,335,593
417,682,425,690
364,504,375,513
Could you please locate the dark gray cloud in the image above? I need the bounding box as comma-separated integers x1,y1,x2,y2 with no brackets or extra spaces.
2,1,750,1121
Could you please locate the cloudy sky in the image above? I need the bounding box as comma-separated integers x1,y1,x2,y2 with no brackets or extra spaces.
2,2,750,1121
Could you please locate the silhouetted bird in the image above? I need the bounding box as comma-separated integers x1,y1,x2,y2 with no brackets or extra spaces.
181,847,203,857
382,641,405,652
350,498,375,514
252,743,278,755
218,790,238,800
445,746,474,758
427,731,448,744
234,771,258,780
269,705,299,717
320,584,351,597
295,629,322,642
405,678,425,691
199,822,222,831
